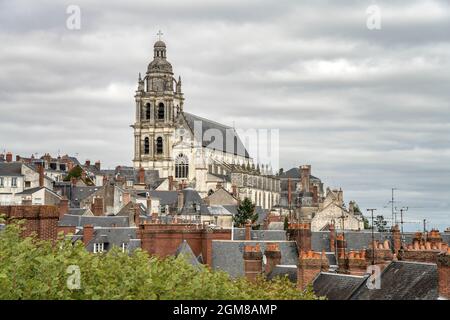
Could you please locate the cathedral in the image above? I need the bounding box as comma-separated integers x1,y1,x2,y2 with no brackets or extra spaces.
131,38,280,208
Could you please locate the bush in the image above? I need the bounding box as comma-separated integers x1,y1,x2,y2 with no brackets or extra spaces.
0,220,318,300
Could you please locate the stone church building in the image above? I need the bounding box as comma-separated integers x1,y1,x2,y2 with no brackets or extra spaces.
131,39,280,208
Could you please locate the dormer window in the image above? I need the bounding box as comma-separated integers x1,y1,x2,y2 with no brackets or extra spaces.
93,243,104,253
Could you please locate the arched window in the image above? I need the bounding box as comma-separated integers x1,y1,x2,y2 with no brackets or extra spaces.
144,137,150,154
145,103,151,120
158,102,165,120
175,153,189,178
156,137,163,154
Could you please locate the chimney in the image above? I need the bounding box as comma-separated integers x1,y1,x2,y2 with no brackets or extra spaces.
177,190,184,211
392,224,401,254
91,197,104,216
287,178,292,207
168,175,174,191
232,184,237,198
83,225,94,246
134,204,140,227
146,196,152,216
264,243,281,275
437,250,450,299
59,197,69,219
336,234,347,258
347,250,368,276
297,250,329,290
243,244,263,282
85,159,91,167
429,229,443,246
95,161,101,171
312,185,318,204
6,152,13,163
329,223,336,253
300,165,311,192
138,167,145,184
37,163,45,187
122,192,131,205
289,222,312,253
245,221,252,240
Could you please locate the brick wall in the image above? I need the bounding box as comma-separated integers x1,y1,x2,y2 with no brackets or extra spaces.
0,205,59,240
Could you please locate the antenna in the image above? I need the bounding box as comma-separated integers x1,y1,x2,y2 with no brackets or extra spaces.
367,208,377,265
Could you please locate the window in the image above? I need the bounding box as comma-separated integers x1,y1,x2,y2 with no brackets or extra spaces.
144,137,150,154
93,243,104,253
0,177,3,187
145,103,151,120
157,103,165,120
25,181,31,188
11,177,17,188
175,153,189,178
121,243,128,253
156,137,163,154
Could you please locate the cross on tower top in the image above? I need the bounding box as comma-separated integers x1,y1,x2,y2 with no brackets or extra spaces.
157,30,163,41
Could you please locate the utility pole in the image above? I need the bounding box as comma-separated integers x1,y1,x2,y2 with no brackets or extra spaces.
399,207,408,237
367,209,377,265
423,219,427,242
391,188,397,227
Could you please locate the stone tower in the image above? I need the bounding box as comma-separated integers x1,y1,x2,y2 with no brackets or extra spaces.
132,39,184,177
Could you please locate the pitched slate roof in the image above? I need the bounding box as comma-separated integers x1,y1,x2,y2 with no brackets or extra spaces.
232,228,287,241
211,240,298,278
266,265,298,283
175,240,201,268
0,163,23,176
183,112,250,158
178,188,211,215
279,167,320,181
71,186,102,206
83,227,140,252
350,261,439,300
313,273,368,300
58,214,130,228
148,190,178,206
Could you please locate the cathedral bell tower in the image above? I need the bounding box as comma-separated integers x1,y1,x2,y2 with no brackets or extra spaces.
132,36,184,177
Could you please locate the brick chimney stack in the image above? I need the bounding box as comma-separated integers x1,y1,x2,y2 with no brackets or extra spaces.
245,221,252,240
168,176,174,191
95,161,101,171
392,224,401,254
134,204,140,227
122,192,131,205
83,225,94,246
300,165,311,193
138,167,145,184
91,197,104,216
37,162,45,187
329,223,336,253
297,250,329,290
243,244,263,282
58,197,69,220
288,222,312,253
6,152,13,163
264,243,281,275
437,250,450,299
347,250,368,276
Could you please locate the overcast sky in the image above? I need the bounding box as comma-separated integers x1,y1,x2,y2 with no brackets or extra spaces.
1,0,449,231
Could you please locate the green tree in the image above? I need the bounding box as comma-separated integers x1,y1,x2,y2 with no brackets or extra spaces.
0,218,319,300
374,215,388,232
233,197,257,227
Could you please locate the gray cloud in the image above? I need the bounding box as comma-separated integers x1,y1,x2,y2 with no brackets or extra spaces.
0,0,449,231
